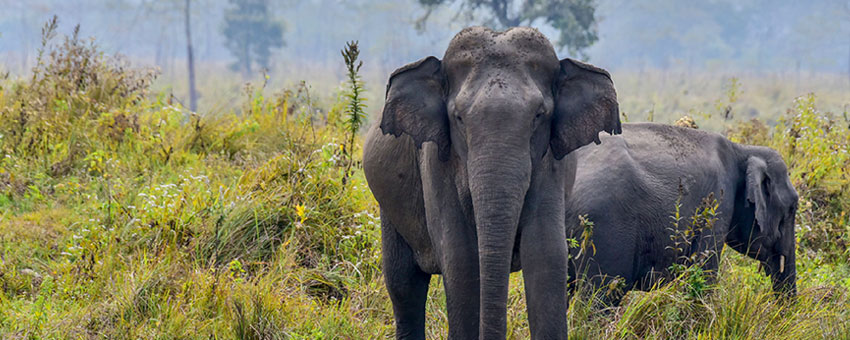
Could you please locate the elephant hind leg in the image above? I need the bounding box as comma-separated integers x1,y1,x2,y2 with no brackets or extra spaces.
382,214,431,340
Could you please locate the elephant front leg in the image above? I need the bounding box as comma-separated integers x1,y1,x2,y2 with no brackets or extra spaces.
690,231,723,286
520,202,568,339
382,215,431,340
441,226,481,339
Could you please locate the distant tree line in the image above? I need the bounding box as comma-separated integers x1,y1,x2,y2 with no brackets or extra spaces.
416,0,599,58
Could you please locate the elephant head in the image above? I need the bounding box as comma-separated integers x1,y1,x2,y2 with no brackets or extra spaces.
380,27,620,336
728,147,799,295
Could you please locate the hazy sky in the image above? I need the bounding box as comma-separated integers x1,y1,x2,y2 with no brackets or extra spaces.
1,0,848,76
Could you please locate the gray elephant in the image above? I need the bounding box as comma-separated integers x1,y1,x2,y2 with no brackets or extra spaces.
363,27,621,339
565,123,798,304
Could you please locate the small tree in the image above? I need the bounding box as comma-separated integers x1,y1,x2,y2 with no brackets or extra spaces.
340,41,366,185
222,0,284,77
417,0,599,58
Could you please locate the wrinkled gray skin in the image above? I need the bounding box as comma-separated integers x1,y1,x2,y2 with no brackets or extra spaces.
565,123,798,304
363,27,621,339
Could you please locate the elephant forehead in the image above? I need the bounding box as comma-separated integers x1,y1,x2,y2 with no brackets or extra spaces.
443,26,559,70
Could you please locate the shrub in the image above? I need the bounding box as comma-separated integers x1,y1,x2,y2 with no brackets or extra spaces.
0,18,156,175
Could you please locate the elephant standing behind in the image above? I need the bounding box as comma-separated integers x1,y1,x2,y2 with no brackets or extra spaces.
565,123,798,303
364,27,621,339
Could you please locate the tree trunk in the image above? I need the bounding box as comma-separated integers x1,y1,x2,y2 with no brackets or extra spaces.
795,59,801,93
20,6,29,72
155,33,163,69
184,0,198,112
242,41,252,79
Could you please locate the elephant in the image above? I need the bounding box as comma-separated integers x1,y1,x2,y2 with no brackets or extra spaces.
363,27,621,339
564,122,798,304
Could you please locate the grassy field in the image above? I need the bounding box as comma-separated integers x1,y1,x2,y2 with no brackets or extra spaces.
0,29,849,339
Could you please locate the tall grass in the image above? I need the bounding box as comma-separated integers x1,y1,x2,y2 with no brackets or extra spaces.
0,20,847,339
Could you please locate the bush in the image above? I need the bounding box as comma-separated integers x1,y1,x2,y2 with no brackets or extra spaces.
0,20,382,338
0,18,155,175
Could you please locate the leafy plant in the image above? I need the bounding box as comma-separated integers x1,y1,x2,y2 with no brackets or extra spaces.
575,214,596,259
340,40,367,185
665,182,721,300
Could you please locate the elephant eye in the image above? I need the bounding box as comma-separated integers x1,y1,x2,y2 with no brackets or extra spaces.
534,105,546,119
455,115,463,123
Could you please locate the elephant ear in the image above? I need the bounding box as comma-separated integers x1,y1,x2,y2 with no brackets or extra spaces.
380,56,451,161
746,156,780,239
551,58,622,159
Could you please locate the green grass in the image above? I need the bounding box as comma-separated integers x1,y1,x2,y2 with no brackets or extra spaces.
0,25,848,339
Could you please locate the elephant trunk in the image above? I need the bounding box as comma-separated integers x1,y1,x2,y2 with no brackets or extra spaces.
771,250,796,295
468,149,531,339
768,214,797,296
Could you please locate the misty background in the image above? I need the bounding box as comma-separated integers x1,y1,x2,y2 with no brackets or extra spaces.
1,0,849,125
